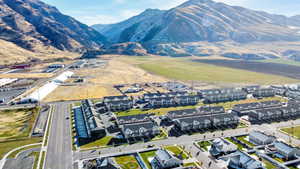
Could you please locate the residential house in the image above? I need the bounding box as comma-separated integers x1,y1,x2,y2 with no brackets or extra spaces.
105,100,133,112
221,151,263,169
273,141,300,160
242,85,261,94
174,116,211,131
117,114,151,125
148,97,176,108
150,149,182,169
211,113,239,128
210,138,238,156
103,95,130,103
175,95,199,106
84,158,119,169
249,131,275,145
253,88,275,98
121,121,160,139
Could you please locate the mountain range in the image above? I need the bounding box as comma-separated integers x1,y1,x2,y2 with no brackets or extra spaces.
1,0,300,64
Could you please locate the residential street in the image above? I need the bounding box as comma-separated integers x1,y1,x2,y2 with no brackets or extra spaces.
44,103,73,169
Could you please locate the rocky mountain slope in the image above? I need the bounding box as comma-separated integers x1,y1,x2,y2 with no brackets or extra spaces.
93,0,300,44
92,0,300,58
0,0,106,54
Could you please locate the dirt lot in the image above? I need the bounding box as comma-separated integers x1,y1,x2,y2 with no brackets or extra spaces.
195,59,300,80
44,57,168,102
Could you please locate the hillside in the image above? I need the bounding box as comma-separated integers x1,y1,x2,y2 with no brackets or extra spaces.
94,0,300,44
0,0,106,56
92,0,300,58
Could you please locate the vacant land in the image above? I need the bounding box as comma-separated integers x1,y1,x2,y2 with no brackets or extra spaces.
121,56,298,85
280,126,300,139
0,73,53,79
114,155,141,169
80,136,113,149
0,108,39,141
45,57,168,102
195,59,300,80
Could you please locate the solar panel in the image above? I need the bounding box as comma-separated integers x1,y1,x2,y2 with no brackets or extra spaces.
74,107,89,138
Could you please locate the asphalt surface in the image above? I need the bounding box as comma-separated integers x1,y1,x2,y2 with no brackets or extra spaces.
44,103,73,169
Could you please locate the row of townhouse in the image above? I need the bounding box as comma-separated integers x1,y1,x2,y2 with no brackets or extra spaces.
74,100,106,143
249,105,300,123
174,112,239,132
167,106,225,120
232,100,283,116
146,95,199,109
198,88,248,104
116,114,160,139
102,95,134,112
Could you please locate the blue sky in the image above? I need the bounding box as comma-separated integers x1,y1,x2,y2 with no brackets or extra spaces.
42,0,300,25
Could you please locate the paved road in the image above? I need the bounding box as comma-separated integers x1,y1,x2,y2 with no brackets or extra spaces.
44,103,73,169
74,127,250,161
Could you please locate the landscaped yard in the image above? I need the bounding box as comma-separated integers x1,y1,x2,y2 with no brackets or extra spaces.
197,141,211,151
80,136,114,149
140,150,157,169
183,162,199,167
225,138,244,150
164,145,189,160
280,125,300,139
115,103,205,117
114,155,141,169
236,135,255,147
262,159,277,169
0,137,42,159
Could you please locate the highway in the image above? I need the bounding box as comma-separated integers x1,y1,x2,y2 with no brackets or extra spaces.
44,102,73,169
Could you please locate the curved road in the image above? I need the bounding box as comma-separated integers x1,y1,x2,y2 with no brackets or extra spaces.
0,143,42,169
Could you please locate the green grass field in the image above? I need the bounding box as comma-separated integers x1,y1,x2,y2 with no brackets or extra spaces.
236,136,255,147
80,136,113,149
114,155,141,169
280,126,300,139
140,150,157,169
122,56,298,85
259,58,300,67
0,137,42,159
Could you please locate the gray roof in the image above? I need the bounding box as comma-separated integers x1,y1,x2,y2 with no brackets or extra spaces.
274,141,296,154
156,150,173,161
118,114,151,124
250,131,273,143
122,121,157,132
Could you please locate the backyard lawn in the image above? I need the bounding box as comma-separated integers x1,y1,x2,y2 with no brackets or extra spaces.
197,141,212,151
114,155,141,169
164,145,189,160
236,135,255,147
80,136,113,149
140,150,157,169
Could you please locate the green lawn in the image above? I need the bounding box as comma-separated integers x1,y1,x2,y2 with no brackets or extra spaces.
116,103,204,117
80,136,113,149
280,126,300,139
0,137,42,159
8,144,41,158
29,151,40,169
183,162,199,167
262,159,276,169
225,138,244,150
39,151,46,169
132,57,298,85
236,136,255,147
164,145,189,160
114,155,141,169
140,150,157,169
197,141,212,151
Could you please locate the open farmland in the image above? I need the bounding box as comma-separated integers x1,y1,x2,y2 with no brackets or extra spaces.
121,56,299,85
195,59,300,80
